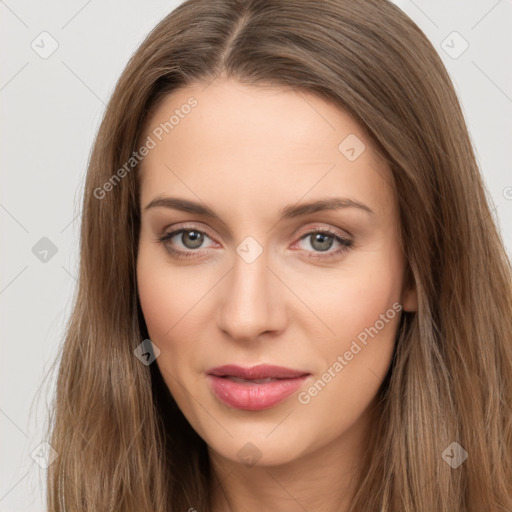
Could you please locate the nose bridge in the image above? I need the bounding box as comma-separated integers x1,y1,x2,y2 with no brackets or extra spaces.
217,243,284,340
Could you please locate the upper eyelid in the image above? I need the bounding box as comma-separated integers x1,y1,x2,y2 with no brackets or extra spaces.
161,222,350,237
162,224,217,242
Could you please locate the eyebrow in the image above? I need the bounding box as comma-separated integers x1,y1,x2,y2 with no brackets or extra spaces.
144,196,374,220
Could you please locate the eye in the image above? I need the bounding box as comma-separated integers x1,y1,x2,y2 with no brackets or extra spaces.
294,227,353,259
157,226,216,259
156,224,353,260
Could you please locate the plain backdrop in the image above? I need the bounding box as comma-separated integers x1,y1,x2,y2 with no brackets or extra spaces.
1,1,511,510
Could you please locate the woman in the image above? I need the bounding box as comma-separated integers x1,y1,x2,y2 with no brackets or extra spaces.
45,0,512,510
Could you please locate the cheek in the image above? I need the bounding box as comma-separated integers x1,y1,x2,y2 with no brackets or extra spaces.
296,241,405,425
296,241,404,353
137,263,170,342
311,276,401,398
136,243,189,345
296,277,402,442
136,242,216,388
136,248,196,402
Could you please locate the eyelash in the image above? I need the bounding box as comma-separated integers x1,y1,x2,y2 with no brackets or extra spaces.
156,224,353,260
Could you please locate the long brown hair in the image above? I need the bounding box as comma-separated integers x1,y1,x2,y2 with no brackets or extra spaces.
44,0,512,510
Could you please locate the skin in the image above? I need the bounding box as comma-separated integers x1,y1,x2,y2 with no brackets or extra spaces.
136,77,417,512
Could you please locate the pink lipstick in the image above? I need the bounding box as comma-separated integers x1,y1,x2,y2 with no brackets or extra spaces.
207,364,310,411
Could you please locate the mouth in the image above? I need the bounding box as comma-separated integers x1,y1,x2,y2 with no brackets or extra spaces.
206,364,311,411
207,364,310,380
219,376,283,384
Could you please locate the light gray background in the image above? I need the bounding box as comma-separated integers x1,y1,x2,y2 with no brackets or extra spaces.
1,1,511,510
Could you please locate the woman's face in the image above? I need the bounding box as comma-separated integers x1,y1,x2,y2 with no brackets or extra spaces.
137,78,416,467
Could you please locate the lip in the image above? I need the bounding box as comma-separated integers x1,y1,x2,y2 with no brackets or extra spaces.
207,364,310,411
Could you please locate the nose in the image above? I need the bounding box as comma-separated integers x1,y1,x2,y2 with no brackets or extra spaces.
216,248,287,342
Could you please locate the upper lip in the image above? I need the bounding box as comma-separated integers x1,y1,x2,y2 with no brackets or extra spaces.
207,364,310,380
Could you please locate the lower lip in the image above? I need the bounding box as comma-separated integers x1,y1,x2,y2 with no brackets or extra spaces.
207,375,309,411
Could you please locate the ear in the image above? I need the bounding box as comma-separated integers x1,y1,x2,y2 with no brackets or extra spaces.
401,281,417,312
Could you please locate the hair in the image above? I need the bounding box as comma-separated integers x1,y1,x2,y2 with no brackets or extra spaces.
43,0,512,510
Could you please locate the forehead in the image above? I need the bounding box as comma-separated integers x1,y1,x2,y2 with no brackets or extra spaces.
138,79,394,218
